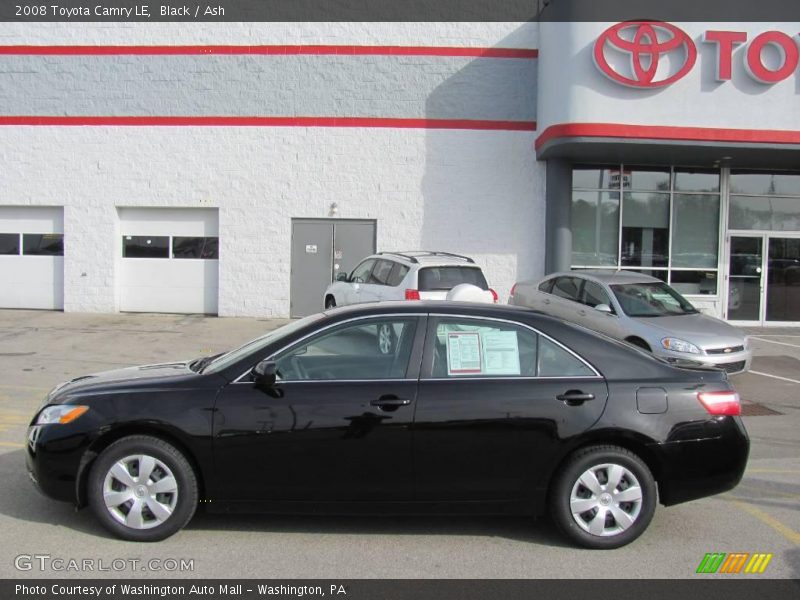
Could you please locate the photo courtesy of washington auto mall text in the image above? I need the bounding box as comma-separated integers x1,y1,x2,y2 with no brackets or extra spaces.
0,0,799,599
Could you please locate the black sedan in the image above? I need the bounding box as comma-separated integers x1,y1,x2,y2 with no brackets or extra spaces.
26,302,749,548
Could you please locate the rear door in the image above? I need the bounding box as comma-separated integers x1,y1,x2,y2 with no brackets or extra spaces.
412,315,608,502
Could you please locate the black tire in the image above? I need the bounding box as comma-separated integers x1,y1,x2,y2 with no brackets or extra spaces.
549,445,656,549
325,296,336,309
88,435,198,542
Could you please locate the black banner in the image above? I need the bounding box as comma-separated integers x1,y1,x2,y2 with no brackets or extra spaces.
4,579,800,600
2,0,800,22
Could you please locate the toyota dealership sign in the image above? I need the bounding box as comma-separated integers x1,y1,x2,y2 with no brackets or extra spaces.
594,21,800,87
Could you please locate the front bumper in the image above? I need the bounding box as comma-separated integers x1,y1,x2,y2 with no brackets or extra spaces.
654,348,752,375
26,422,94,504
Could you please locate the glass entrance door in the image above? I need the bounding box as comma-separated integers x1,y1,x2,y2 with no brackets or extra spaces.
766,237,800,323
727,236,764,322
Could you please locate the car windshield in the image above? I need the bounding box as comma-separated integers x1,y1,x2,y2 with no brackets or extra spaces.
201,314,324,374
418,266,488,291
610,282,699,317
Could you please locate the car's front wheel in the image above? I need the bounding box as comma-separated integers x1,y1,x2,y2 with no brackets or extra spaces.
549,445,656,549
325,296,336,309
88,435,198,542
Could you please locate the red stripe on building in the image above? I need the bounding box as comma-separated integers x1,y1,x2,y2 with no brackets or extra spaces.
536,123,800,150
0,116,538,131
0,45,538,59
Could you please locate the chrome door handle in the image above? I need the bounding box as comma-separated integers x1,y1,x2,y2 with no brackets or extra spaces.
370,395,412,411
556,391,596,406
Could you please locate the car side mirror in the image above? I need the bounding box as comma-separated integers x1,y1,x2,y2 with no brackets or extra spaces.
252,360,277,387
336,272,349,282
595,303,614,315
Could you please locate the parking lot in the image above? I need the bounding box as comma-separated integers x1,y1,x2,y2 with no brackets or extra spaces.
0,309,797,579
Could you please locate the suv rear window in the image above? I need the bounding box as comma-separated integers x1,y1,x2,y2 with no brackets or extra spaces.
418,267,488,291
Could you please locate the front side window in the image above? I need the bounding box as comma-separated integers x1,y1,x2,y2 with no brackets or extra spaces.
274,318,418,381
350,260,375,283
581,280,612,309
430,318,594,379
611,282,698,317
23,233,63,256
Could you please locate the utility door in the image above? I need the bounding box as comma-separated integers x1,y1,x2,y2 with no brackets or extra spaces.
290,219,375,317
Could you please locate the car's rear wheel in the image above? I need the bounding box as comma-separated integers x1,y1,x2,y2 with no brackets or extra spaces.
549,445,656,549
325,296,336,309
88,435,198,542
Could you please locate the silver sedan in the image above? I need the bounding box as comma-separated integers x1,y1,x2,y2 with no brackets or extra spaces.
509,270,751,374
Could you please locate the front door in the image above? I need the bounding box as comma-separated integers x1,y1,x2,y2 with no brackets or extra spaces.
727,235,800,325
213,315,424,503
413,316,608,502
290,219,376,317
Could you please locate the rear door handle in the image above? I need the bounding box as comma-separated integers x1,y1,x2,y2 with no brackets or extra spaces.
370,395,412,410
556,390,596,406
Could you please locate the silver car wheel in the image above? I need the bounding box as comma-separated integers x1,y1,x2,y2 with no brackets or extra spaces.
378,324,394,354
103,454,179,530
569,462,643,537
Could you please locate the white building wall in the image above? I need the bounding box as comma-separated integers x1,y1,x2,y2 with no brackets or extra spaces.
0,19,542,317
2,126,542,317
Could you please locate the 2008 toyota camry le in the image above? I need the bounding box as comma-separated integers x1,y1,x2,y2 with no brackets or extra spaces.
26,302,749,549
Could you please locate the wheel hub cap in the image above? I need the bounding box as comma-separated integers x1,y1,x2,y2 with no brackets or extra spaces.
569,462,644,537
102,454,179,530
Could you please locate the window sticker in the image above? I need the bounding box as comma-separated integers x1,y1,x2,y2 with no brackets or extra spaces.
481,331,521,375
446,332,482,375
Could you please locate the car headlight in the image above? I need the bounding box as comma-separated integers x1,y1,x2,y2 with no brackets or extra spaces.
35,405,89,425
661,337,701,354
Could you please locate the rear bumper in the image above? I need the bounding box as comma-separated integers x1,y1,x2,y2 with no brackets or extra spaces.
654,416,749,506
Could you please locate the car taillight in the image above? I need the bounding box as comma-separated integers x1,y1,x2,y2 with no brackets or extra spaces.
489,288,499,303
509,283,517,298
698,391,741,416
405,289,421,300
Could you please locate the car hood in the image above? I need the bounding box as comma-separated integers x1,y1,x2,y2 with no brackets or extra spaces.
47,360,199,400
632,313,746,348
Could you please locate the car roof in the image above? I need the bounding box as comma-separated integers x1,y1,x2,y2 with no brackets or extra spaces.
372,251,480,267
550,269,662,286
323,300,532,319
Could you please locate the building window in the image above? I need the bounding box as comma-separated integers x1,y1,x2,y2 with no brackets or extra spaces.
571,166,721,295
22,233,64,256
123,236,170,258
0,233,20,255
729,171,800,232
172,236,219,259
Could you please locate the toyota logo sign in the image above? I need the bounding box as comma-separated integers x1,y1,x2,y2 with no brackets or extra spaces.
593,21,697,88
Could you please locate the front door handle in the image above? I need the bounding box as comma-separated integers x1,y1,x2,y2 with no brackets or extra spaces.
370,395,412,411
556,390,596,406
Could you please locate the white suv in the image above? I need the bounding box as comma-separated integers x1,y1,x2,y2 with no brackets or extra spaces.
323,251,497,308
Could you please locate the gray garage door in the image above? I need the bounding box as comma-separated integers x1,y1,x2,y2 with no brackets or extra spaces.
290,219,376,317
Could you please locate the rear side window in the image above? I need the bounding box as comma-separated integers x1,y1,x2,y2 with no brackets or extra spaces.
551,277,582,301
429,318,595,379
369,260,394,285
538,279,555,293
386,262,410,287
418,267,488,291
